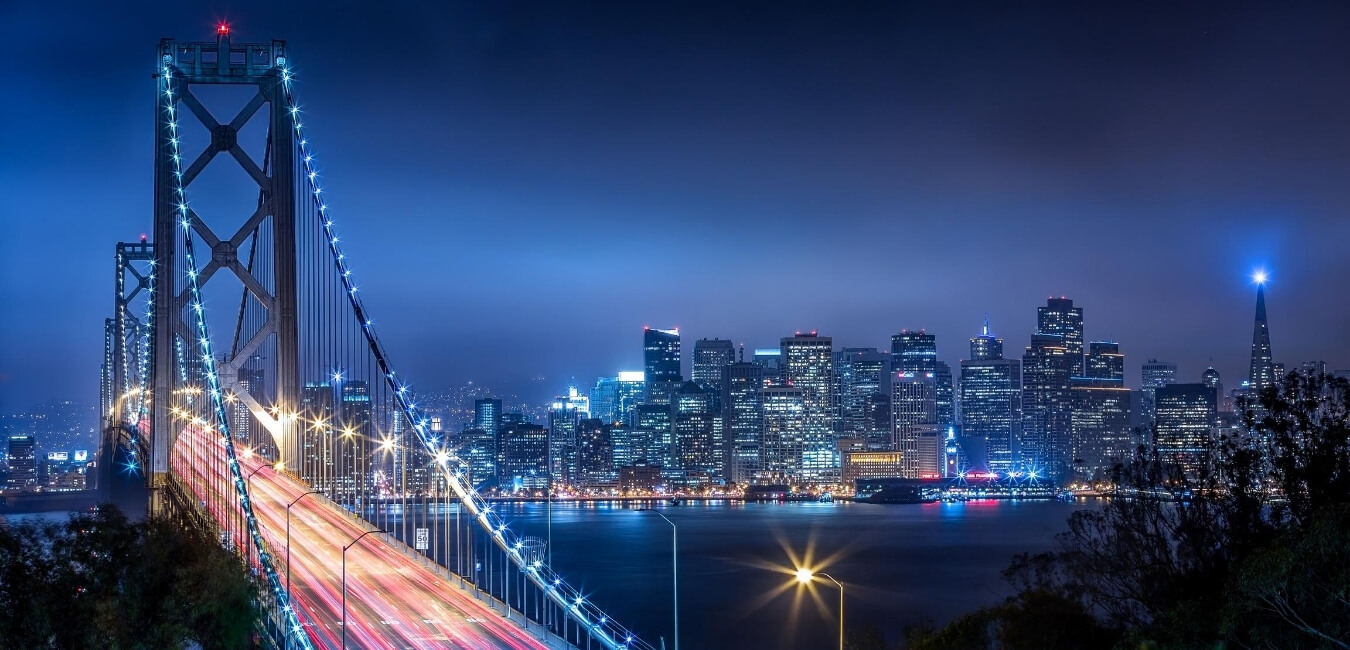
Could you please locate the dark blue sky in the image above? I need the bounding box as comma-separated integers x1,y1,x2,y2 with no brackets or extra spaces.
3,2,1349,409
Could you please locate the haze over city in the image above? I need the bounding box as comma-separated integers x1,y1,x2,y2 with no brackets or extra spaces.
4,3,1350,409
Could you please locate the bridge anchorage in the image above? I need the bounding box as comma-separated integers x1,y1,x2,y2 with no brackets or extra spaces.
95,27,659,649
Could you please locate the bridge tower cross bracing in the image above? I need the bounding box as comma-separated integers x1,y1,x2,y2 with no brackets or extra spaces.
151,30,299,489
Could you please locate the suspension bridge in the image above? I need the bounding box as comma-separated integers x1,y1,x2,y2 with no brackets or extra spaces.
102,28,658,650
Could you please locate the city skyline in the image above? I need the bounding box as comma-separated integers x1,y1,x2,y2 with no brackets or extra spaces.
5,3,1350,410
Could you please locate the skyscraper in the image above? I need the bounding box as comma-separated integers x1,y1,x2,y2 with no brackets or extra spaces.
781,333,835,483
337,380,372,505
1084,342,1124,381
1038,297,1085,376
6,436,37,492
1071,341,1131,479
589,377,619,424
891,331,937,374
1154,383,1218,477
834,348,887,441
643,327,682,404
1140,359,1178,427
635,404,674,468
299,381,334,492
761,385,806,484
722,361,765,484
672,382,724,477
892,371,939,478
616,371,646,425
1022,334,1074,477
575,418,615,485
1248,275,1276,393
474,398,503,440
890,331,954,428
497,422,549,491
959,320,1021,473
692,339,736,411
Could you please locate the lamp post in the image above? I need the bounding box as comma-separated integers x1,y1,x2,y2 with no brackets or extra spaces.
242,464,270,569
795,568,844,650
638,508,677,650
342,529,384,649
285,491,322,604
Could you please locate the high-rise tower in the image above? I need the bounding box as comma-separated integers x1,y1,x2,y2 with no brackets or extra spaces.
1248,272,1276,393
643,327,682,404
1038,298,1085,376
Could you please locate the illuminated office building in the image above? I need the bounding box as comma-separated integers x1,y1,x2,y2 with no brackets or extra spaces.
644,327,682,404
1140,359,1177,427
722,361,764,484
1038,297,1085,376
576,418,615,485
692,338,735,411
672,382,725,477
834,348,887,442
892,371,938,478
781,333,835,483
1248,275,1277,393
497,423,549,491
761,385,806,484
616,371,646,425
1154,383,1217,477
1022,334,1074,477
959,319,1021,472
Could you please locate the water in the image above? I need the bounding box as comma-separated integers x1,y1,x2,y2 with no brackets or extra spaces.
423,499,1090,650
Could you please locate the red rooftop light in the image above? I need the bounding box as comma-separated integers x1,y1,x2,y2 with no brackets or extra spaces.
218,23,230,35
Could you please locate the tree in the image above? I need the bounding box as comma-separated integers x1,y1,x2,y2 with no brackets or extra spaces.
907,371,1350,649
0,505,258,648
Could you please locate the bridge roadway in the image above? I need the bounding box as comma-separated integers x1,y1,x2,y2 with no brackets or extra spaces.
174,427,552,650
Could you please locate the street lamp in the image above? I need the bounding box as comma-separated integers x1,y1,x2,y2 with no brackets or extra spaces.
342,529,384,649
242,463,272,569
795,568,844,650
286,491,322,607
637,508,678,650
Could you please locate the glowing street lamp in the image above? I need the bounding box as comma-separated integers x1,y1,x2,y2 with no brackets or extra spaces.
342,529,385,649
796,568,844,650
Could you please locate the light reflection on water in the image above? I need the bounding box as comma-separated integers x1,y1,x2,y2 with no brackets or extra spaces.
452,499,1092,650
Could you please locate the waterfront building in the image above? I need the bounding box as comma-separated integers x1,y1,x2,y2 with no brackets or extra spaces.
619,463,662,492
6,436,37,492
576,418,615,486
1154,383,1218,477
644,327,682,404
456,427,497,487
1071,342,1131,480
673,382,725,477
635,404,674,468
841,448,906,485
761,385,806,484
1022,334,1074,477
496,423,549,491
959,319,1021,473
781,333,836,483
1140,359,1178,427
548,395,580,484
722,361,765,484
892,371,937,478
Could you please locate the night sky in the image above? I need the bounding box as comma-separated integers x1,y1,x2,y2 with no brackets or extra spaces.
3,2,1350,409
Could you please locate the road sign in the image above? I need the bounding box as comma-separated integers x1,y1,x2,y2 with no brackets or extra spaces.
415,527,429,550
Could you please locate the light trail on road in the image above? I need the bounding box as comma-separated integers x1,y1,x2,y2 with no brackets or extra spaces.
172,425,552,649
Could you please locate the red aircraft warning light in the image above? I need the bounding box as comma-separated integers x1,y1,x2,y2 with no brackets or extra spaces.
218,23,230,36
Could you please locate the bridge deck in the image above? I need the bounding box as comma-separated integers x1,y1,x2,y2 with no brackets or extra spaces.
174,426,553,649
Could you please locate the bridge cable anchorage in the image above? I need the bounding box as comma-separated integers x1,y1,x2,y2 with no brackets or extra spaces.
280,66,656,650
161,61,316,650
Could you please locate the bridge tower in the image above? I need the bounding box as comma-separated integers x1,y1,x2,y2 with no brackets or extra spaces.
150,28,299,492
